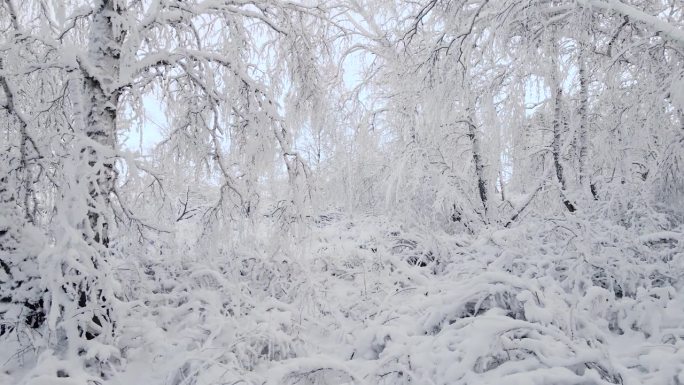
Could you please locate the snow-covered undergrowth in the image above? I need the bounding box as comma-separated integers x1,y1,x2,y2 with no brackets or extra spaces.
2,208,683,385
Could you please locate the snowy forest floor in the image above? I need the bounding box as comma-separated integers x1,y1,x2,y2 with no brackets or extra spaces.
2,209,684,385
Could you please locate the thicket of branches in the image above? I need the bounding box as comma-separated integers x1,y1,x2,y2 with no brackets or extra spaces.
1,0,683,384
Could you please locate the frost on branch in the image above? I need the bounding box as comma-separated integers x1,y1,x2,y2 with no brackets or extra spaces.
1,0,683,384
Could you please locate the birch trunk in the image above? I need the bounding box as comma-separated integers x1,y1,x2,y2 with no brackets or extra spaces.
578,52,590,194
552,86,576,212
83,0,123,249
69,0,123,341
467,117,489,219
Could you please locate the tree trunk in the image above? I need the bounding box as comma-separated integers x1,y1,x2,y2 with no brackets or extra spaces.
0,58,33,223
467,118,489,218
578,52,590,193
84,0,123,248
71,0,123,341
552,86,576,212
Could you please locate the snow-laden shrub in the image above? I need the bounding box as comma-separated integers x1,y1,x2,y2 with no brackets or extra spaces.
5,204,683,385
259,212,684,385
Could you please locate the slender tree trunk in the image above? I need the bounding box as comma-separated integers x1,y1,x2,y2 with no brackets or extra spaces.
552,86,576,212
467,117,489,218
0,1,45,335
578,52,590,193
0,58,33,223
547,34,576,213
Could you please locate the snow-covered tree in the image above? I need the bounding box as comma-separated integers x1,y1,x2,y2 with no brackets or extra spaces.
1,0,683,384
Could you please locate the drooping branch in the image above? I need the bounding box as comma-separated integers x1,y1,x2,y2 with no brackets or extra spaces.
579,0,684,47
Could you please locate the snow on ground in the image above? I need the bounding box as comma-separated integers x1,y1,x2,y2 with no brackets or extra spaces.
3,211,683,385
